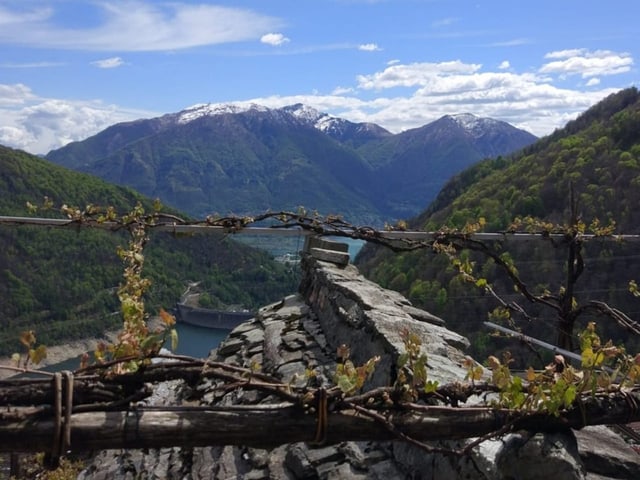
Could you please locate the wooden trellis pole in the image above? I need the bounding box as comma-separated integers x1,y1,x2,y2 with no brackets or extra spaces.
0,387,639,452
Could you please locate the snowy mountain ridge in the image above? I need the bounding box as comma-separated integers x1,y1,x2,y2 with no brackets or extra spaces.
447,113,506,138
174,103,511,139
46,100,537,223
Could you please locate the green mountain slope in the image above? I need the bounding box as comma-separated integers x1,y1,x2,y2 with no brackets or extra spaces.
46,105,536,224
357,88,640,361
0,145,298,355
419,88,640,232
47,109,382,224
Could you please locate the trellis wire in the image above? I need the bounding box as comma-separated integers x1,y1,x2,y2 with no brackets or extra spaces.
3,215,640,242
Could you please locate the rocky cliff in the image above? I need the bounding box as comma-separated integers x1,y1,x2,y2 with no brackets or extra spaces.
78,239,639,479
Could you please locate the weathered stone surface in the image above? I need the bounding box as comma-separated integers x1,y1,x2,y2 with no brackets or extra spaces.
243,327,265,349
310,247,350,265
265,446,296,480
402,304,446,326
496,431,586,480
574,426,640,479
304,236,349,254
79,251,637,479
298,255,470,389
284,444,322,477
231,319,262,335
216,335,244,356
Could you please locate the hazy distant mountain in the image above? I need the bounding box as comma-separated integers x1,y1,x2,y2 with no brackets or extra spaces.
47,104,536,223
357,113,538,218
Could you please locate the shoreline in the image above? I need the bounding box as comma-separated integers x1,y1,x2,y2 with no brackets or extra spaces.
0,332,118,380
0,318,163,380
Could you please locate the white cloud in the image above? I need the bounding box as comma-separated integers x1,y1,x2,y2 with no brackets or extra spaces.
241,56,623,139
0,2,283,51
331,86,355,95
91,57,125,69
487,38,531,47
498,60,510,70
0,125,30,147
260,33,290,46
540,49,633,78
358,43,381,52
0,83,36,105
0,83,157,154
1,48,633,155
0,5,52,25
0,61,65,68
544,49,586,60
356,61,482,90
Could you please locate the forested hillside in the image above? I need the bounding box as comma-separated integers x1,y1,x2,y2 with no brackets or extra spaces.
420,88,640,231
357,88,640,363
47,105,535,223
48,112,381,223
0,146,298,355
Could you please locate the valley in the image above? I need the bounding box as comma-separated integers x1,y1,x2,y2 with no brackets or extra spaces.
358,87,640,364
2,90,640,371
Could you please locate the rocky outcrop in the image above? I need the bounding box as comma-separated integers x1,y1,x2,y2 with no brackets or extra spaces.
79,242,639,479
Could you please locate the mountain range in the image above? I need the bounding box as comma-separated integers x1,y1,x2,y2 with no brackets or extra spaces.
46,104,537,224
4,86,638,361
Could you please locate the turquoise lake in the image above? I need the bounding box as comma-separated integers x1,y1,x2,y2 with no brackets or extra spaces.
43,322,230,373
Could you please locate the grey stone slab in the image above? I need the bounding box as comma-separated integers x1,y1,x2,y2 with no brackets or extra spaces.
496,431,587,480
310,247,350,265
216,336,244,356
402,304,446,326
242,327,265,349
574,426,640,479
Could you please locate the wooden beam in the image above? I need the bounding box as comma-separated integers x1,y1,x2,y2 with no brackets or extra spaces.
0,390,638,452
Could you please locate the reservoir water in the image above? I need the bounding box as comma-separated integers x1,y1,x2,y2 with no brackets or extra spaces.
43,322,231,373
42,238,365,373
171,322,230,358
334,237,365,261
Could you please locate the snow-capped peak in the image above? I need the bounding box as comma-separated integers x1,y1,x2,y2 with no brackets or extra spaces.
451,113,479,129
175,102,340,131
171,101,380,140
176,102,269,124
449,113,500,137
283,103,324,123
282,104,341,132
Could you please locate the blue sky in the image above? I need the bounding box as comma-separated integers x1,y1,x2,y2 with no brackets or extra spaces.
1,0,638,154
